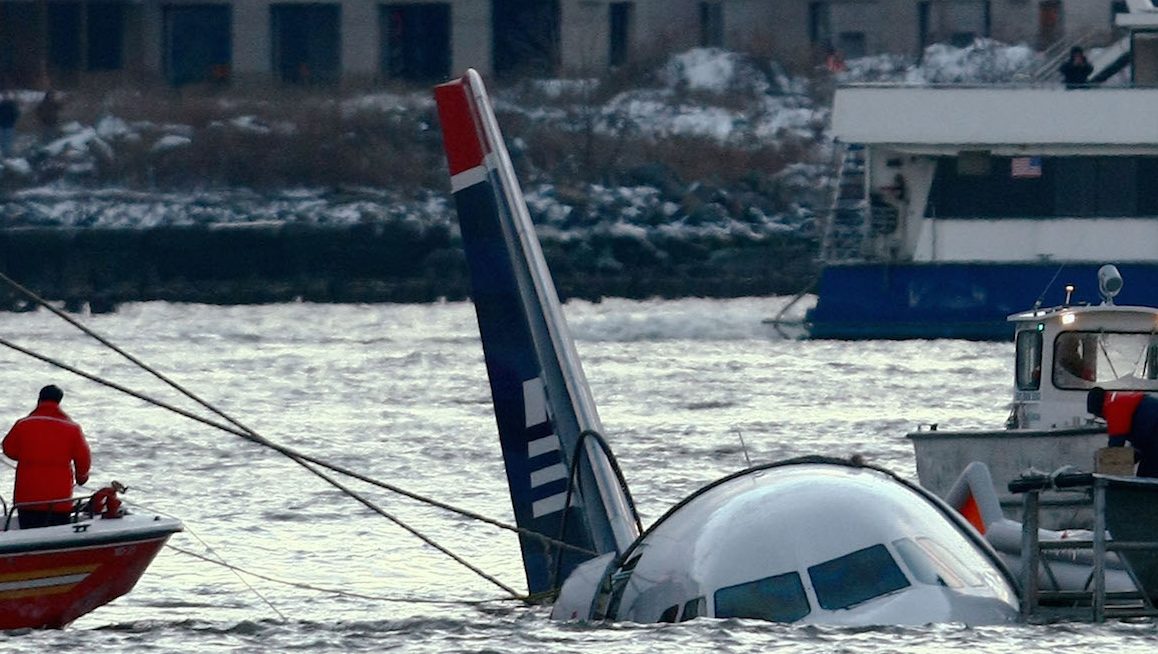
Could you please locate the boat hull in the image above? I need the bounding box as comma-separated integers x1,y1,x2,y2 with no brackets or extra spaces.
908,427,1105,530
0,518,181,629
808,262,1158,340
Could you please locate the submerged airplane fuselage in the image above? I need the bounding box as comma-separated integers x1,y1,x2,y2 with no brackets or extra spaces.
433,70,1021,627
553,458,1019,624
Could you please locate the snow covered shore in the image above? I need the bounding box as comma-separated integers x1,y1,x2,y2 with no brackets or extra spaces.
0,41,1043,308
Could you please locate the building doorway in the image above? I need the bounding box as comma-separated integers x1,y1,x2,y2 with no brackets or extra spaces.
164,5,231,86
492,0,560,77
271,3,341,84
609,2,633,67
380,3,450,82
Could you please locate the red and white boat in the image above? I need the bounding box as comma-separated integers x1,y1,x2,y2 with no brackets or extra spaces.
0,487,182,629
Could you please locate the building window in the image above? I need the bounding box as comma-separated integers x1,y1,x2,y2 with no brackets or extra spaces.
700,1,723,47
609,2,633,67
493,0,560,77
270,3,341,84
1039,0,1062,47
837,31,866,59
45,2,127,74
950,31,976,48
380,3,450,82
809,1,831,47
164,4,232,86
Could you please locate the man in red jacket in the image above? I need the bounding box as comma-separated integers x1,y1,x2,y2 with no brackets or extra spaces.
3,385,91,528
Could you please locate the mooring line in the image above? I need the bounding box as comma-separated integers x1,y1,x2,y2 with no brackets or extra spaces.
0,334,527,600
122,496,512,611
166,544,516,607
0,273,590,555
0,272,554,600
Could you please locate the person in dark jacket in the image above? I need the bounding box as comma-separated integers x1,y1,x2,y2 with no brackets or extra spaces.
1060,46,1093,89
2,385,91,528
1088,386,1158,477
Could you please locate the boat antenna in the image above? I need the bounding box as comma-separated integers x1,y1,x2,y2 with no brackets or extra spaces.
1032,264,1066,310
733,428,753,468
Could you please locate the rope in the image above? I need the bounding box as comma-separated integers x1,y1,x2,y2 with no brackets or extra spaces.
0,335,593,555
0,272,559,600
0,273,591,553
165,544,515,607
549,429,642,591
0,335,527,599
120,495,513,610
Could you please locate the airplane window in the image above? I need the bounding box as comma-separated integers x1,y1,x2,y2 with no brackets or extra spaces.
808,544,911,610
659,605,678,623
916,537,983,587
679,597,704,622
893,538,963,588
714,572,811,623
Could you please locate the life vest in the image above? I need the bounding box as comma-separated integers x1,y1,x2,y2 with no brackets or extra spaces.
87,484,124,519
1103,391,1146,437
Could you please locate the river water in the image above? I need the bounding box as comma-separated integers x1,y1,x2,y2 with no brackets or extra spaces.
0,297,1152,652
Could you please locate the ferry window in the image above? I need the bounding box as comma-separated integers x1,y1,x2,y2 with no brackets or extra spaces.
1054,331,1158,391
1016,329,1042,391
928,155,1158,219
714,571,810,622
679,597,705,622
659,605,678,623
1053,332,1097,388
929,156,1050,219
807,544,911,610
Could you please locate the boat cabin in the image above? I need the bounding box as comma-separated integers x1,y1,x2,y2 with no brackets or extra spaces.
1007,275,1158,430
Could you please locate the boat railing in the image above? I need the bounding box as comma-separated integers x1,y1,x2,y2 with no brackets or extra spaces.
1011,472,1158,622
1022,29,1103,83
2,495,97,532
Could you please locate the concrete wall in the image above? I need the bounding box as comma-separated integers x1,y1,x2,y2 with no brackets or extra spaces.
0,0,1133,87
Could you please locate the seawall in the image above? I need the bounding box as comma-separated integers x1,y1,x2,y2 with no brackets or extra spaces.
0,224,817,311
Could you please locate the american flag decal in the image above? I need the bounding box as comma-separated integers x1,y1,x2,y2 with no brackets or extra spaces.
1010,156,1042,179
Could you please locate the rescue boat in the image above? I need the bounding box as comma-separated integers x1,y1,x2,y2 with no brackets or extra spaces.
0,485,182,629
909,264,1158,529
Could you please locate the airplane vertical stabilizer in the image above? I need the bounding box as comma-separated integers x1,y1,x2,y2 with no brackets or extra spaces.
434,70,639,596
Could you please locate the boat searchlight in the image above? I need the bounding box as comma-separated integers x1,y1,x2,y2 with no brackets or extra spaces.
1098,264,1123,305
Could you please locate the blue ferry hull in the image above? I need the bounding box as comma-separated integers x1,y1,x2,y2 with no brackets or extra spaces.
807,263,1158,340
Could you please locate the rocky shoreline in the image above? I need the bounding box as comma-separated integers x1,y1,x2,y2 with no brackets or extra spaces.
0,223,817,312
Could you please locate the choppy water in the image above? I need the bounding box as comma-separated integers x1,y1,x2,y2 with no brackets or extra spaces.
0,297,1152,652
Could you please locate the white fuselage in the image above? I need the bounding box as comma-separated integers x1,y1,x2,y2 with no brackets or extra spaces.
555,461,1020,626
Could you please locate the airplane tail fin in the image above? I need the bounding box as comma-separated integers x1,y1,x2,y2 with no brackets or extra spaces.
434,70,640,597
944,461,1006,535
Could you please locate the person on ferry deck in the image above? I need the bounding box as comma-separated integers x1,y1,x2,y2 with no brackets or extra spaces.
2,385,91,528
1059,46,1093,89
1087,387,1158,477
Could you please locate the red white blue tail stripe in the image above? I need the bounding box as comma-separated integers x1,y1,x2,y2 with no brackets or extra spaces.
435,70,638,596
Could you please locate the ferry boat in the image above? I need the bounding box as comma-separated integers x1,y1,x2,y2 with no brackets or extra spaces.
0,485,182,629
908,265,1158,528
808,1,1158,340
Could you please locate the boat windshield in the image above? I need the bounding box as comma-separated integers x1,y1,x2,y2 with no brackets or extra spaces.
1053,331,1158,391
